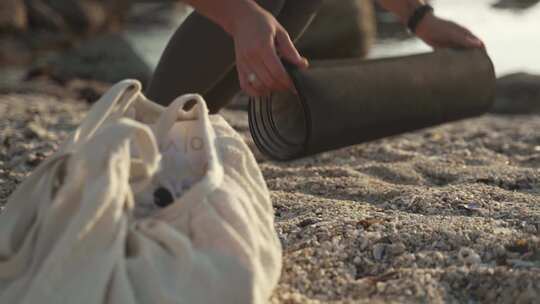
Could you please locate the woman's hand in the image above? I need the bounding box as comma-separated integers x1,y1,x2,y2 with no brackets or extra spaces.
376,1,484,49
228,3,308,97
415,13,484,49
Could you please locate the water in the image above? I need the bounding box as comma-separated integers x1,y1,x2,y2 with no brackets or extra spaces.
122,1,540,76
124,8,190,68
370,0,540,76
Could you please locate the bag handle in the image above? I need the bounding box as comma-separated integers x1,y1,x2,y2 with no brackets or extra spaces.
152,94,209,150
67,80,143,150
124,119,162,192
149,93,225,205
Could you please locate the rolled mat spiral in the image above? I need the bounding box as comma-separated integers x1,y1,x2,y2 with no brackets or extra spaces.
248,49,496,161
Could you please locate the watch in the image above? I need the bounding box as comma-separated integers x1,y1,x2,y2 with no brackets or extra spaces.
407,4,434,33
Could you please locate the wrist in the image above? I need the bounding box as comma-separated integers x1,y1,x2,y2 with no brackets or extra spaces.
407,4,434,33
218,0,262,35
396,0,428,24
414,11,436,36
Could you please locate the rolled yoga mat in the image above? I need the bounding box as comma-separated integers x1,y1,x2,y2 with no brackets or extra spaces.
248,49,496,161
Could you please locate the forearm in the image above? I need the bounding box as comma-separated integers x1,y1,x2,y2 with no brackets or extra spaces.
376,0,428,24
183,0,262,34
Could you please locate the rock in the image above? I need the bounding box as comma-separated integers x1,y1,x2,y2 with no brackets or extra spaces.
21,30,73,54
25,0,72,32
492,73,540,114
126,2,188,28
372,243,387,260
506,239,530,254
458,202,486,215
97,0,132,31
26,122,52,139
297,0,376,59
458,247,482,265
492,0,540,10
0,78,77,99
0,36,32,65
506,259,540,268
24,0,130,34
387,242,406,256
298,218,318,228
0,0,27,32
29,33,151,85
65,78,110,103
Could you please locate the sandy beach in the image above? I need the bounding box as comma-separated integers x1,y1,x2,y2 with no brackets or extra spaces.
2,0,540,302
1,88,539,303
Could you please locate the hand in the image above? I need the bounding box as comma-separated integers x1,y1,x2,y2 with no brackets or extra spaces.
229,4,308,97
415,13,484,49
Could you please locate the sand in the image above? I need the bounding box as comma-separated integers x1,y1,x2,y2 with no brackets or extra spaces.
1,91,539,303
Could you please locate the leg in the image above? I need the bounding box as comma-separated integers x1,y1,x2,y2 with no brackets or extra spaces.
145,0,322,113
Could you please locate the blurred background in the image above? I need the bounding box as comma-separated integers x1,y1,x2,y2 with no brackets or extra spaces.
2,2,540,299
0,0,539,113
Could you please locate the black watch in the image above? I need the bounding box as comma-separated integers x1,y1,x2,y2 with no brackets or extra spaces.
407,4,434,33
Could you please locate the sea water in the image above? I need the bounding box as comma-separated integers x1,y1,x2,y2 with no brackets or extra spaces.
370,0,540,76
126,1,540,76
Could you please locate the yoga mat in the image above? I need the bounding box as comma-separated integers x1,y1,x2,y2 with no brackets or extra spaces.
249,49,496,160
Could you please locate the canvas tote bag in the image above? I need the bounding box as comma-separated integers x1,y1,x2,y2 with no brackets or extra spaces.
0,80,281,304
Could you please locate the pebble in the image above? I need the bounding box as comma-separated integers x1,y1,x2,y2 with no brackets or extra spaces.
373,243,387,260
7,156,24,169
376,282,386,293
388,242,406,256
458,247,482,265
358,235,369,250
524,224,537,234
26,122,51,139
507,259,539,268
298,218,318,228
4,84,540,303
433,251,445,263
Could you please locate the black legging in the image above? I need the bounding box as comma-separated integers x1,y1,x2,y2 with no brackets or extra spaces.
145,0,323,113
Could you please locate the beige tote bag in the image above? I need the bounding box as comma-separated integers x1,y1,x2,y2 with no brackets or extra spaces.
0,80,281,304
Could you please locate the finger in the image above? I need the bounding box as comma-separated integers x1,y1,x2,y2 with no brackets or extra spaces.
431,42,452,50
244,54,275,95
452,31,483,49
452,21,474,36
238,71,260,97
430,29,475,49
466,36,484,48
423,37,450,49
451,24,484,49
465,33,485,48
456,30,484,48
237,61,262,97
260,45,294,91
275,29,309,69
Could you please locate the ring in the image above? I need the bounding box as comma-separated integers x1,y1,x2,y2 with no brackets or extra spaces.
247,73,258,85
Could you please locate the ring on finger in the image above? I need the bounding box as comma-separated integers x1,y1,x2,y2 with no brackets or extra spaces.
247,73,259,85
